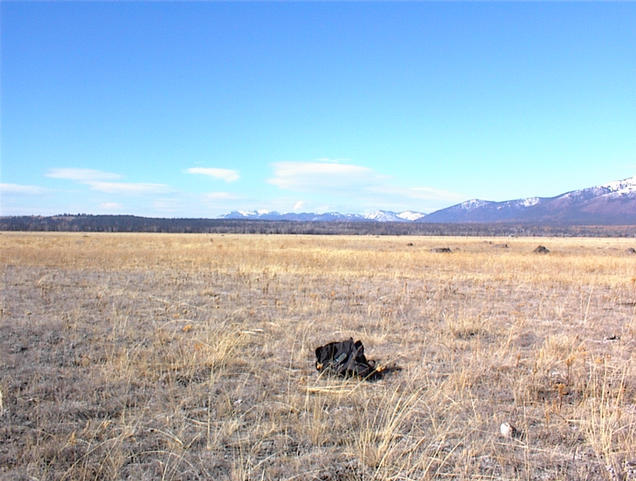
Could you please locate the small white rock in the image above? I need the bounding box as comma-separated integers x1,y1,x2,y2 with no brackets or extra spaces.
500,422,517,438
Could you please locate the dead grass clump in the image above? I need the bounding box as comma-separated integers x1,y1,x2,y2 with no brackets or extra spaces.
582,359,634,481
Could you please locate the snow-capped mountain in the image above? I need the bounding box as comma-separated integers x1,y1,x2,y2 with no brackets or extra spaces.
220,177,636,225
558,177,635,202
362,210,427,222
421,176,636,224
396,210,427,221
221,209,427,222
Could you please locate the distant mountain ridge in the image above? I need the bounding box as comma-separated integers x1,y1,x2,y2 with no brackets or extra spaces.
221,177,636,224
423,176,636,224
221,209,427,223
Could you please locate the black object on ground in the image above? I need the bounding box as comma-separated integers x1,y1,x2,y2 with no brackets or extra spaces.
315,338,399,380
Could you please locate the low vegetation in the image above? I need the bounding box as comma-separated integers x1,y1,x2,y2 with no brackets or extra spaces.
1,233,634,480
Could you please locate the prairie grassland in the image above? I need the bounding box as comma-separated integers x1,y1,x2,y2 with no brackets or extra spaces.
1,232,634,480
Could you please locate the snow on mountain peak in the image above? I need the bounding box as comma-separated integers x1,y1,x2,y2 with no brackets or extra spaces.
397,210,426,221
520,197,540,207
362,210,427,221
220,176,634,223
557,176,635,201
460,199,488,210
600,176,636,196
363,210,400,222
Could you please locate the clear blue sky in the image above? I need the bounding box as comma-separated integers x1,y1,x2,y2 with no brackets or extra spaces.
2,2,635,217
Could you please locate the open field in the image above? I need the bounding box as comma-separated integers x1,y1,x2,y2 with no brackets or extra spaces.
1,232,634,480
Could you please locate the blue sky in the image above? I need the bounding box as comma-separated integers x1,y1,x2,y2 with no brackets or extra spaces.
2,2,635,217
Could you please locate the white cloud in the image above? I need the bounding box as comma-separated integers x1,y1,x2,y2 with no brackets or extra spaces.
0,183,45,194
268,161,383,190
186,167,239,182
46,168,122,181
46,167,171,196
293,200,305,211
86,181,170,194
265,160,467,213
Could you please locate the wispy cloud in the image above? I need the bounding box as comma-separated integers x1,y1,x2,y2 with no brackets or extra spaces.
46,167,171,195
186,167,239,182
86,181,170,195
46,168,121,181
0,183,46,195
268,161,383,190
264,160,467,213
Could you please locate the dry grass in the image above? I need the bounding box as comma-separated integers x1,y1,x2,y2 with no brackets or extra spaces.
1,232,634,480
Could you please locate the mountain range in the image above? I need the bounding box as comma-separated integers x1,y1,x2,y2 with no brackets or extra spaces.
222,176,636,225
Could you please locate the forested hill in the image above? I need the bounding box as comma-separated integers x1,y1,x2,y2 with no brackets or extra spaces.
1,215,635,237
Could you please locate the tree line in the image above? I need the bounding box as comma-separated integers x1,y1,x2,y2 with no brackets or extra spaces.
1,214,635,237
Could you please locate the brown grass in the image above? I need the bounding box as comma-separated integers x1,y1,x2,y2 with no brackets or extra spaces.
1,232,634,480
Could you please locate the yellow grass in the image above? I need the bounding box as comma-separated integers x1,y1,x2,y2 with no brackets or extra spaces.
0,232,634,480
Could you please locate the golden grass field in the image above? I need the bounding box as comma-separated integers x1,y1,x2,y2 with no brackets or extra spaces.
1,232,634,480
